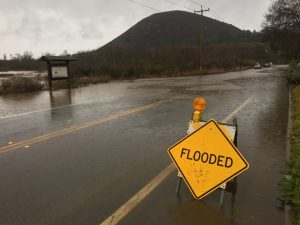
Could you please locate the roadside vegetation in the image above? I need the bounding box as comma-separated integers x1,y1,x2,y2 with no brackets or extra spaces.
287,61,300,84
281,85,300,225
262,0,300,223
281,61,300,225
70,42,272,78
0,76,43,94
0,73,114,95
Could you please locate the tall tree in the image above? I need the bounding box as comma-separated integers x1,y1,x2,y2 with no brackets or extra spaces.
262,0,300,59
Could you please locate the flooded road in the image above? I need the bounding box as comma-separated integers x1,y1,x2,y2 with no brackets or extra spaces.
0,66,288,225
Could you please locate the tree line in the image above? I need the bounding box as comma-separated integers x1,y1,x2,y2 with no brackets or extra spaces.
262,0,300,60
0,42,273,78
70,42,273,78
0,51,44,71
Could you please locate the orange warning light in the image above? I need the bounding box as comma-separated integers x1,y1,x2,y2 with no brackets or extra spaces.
193,97,206,111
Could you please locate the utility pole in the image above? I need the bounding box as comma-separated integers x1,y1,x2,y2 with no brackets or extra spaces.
194,5,209,72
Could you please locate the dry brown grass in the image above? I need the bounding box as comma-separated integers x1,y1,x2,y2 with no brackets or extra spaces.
0,76,43,94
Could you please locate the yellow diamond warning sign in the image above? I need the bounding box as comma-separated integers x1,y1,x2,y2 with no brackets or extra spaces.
168,120,249,199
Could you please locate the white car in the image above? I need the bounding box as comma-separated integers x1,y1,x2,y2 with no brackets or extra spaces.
254,63,261,69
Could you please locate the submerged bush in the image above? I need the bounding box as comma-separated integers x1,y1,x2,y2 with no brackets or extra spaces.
0,76,43,94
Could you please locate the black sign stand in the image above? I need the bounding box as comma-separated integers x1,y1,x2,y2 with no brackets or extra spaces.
175,118,238,206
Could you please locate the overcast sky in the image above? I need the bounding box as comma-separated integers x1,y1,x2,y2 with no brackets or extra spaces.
0,0,271,58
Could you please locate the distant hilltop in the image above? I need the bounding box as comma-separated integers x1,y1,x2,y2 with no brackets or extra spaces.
102,10,261,49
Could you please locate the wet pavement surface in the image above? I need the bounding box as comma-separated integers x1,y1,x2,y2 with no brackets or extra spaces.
0,66,288,225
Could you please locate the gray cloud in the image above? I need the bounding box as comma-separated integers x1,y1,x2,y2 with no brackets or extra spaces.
0,0,271,58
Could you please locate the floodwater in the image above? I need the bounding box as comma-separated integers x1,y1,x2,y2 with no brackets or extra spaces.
0,66,289,225
0,66,286,118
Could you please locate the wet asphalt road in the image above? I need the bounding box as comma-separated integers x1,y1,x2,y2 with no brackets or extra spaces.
0,66,288,225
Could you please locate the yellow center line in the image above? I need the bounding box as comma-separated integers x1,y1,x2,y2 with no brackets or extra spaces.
99,95,254,225
0,94,187,154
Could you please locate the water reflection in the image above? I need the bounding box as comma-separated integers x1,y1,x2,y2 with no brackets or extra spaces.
224,179,237,223
49,89,74,121
49,89,72,108
174,199,234,225
175,177,238,225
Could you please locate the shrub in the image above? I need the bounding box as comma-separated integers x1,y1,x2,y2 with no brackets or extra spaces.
281,86,300,224
287,61,300,83
0,76,43,94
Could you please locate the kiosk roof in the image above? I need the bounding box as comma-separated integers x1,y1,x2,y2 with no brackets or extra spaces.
40,56,76,62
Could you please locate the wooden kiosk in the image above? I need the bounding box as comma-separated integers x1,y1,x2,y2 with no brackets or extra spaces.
40,56,76,89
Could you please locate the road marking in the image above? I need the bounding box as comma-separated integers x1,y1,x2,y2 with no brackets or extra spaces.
99,95,254,225
0,94,186,154
100,164,175,225
0,94,136,120
222,96,254,123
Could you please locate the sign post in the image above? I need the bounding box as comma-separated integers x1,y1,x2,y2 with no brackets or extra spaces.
168,98,249,200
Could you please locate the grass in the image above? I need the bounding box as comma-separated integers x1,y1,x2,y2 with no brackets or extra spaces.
281,84,300,225
0,76,44,94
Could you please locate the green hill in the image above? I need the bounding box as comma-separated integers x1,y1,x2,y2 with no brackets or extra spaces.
103,10,261,48
71,11,267,78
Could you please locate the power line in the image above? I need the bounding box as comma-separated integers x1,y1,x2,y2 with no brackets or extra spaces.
185,0,210,11
186,0,202,7
185,0,225,22
128,0,224,23
209,8,224,22
127,0,162,13
127,0,169,24
185,0,210,12
164,0,194,12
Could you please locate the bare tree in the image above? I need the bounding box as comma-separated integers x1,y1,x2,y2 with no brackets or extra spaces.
22,51,34,60
262,0,300,59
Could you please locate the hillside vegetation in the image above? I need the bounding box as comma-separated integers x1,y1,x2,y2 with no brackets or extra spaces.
71,42,270,78
70,11,270,77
